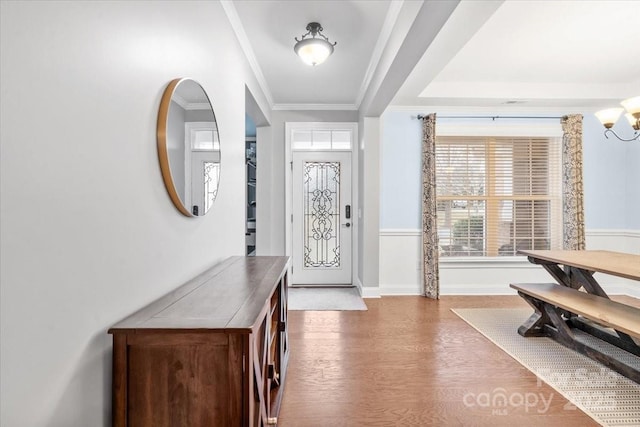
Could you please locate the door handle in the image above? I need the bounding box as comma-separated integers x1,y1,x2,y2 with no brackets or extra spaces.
343,223,351,228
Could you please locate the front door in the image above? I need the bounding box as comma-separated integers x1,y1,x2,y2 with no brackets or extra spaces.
189,151,219,216
292,151,352,285
184,121,219,216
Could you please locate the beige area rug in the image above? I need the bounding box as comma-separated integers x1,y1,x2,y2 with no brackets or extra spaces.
452,308,640,426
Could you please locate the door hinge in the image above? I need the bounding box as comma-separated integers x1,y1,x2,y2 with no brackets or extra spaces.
290,161,293,171
291,214,293,223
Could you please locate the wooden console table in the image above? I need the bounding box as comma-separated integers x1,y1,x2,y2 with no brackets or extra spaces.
109,256,290,426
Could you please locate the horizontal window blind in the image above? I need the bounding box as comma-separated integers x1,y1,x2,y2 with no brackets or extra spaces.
436,136,562,257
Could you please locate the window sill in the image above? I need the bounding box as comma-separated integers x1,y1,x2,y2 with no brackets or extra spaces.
438,255,536,269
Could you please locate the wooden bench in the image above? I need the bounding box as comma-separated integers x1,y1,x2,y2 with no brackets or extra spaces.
511,282,640,383
511,283,640,338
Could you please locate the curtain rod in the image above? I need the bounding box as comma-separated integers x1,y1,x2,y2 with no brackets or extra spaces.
416,114,565,120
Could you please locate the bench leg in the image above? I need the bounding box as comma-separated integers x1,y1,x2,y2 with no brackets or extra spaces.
517,295,640,384
517,292,552,337
543,303,575,342
517,294,576,343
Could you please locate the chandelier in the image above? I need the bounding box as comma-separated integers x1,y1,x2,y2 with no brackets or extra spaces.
294,22,336,66
595,96,640,142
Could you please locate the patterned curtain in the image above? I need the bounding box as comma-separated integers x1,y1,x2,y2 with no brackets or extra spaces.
561,114,586,250
422,113,440,299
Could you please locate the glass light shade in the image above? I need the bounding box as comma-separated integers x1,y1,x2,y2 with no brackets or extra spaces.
294,38,333,66
624,113,640,130
595,108,624,128
621,96,640,119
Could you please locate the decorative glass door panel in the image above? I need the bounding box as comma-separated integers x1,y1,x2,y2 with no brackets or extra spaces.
292,152,352,285
190,152,219,216
204,162,220,213
303,162,341,269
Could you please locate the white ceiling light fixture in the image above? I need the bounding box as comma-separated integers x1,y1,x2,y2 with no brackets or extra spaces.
595,96,640,142
294,22,336,66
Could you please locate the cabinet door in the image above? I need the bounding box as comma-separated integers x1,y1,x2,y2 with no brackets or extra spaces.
248,304,271,426
124,333,241,426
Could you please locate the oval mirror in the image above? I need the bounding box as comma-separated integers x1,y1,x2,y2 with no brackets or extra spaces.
157,78,220,217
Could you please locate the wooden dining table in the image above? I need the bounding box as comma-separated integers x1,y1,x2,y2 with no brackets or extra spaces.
518,249,640,297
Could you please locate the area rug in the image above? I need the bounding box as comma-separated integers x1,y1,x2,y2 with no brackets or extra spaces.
451,308,640,426
288,287,367,311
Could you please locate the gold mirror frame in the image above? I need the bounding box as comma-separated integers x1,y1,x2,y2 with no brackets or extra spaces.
157,78,220,217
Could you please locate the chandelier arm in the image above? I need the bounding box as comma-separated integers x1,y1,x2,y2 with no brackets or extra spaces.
295,30,311,42
604,128,640,142
315,32,337,45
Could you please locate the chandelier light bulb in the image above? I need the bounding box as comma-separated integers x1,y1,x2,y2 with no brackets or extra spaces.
621,96,640,119
595,108,624,129
624,113,640,131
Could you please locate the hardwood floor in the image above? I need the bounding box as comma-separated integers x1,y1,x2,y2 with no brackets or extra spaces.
278,295,607,426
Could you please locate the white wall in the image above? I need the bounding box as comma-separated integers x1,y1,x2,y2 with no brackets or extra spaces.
359,117,382,296
0,2,267,426
379,109,640,296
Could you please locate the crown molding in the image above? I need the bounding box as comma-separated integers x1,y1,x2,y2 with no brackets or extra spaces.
171,94,212,111
220,1,274,108
384,105,586,114
185,102,214,111
354,0,404,110
172,93,188,110
272,103,358,111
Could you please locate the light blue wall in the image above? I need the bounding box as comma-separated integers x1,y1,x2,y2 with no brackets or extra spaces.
381,110,639,231
245,114,256,138
380,111,423,229
623,121,640,229
582,113,636,229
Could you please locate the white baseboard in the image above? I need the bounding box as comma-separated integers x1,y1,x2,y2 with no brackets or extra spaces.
361,285,381,298
354,277,363,295
352,277,381,298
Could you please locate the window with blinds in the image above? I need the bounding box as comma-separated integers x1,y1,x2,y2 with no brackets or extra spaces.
436,135,562,257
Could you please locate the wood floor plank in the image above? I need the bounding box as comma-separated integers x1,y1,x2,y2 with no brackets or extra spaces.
277,295,619,426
